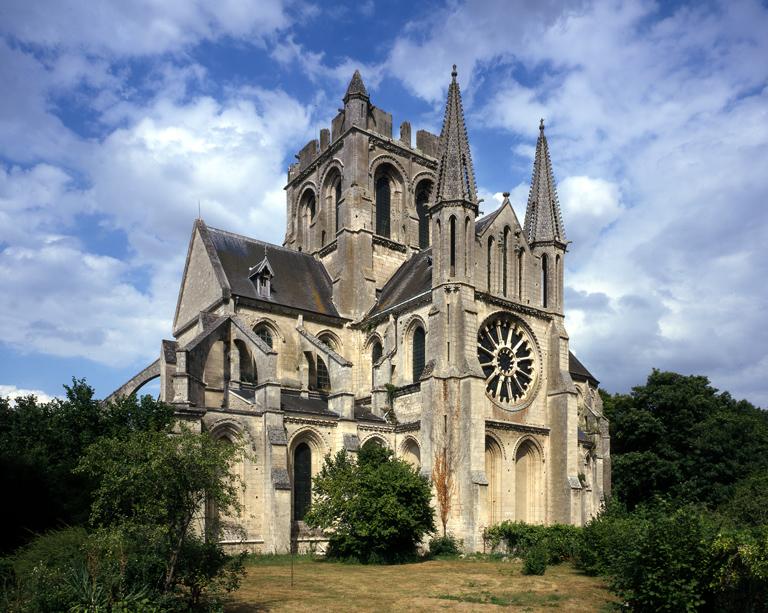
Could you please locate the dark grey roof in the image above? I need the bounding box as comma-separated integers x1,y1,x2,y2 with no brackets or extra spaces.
368,248,432,317
280,390,338,417
475,204,504,234
205,225,340,319
354,405,386,423
569,351,599,386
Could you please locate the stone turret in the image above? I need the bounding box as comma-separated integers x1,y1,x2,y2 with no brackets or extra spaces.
524,119,567,313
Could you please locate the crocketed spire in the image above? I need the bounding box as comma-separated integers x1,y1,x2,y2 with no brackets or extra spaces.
524,119,566,244
434,65,477,205
343,70,369,102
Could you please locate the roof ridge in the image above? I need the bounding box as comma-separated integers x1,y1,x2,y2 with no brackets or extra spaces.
206,225,313,257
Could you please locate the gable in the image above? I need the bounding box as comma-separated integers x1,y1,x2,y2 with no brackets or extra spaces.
173,222,227,333
476,202,531,254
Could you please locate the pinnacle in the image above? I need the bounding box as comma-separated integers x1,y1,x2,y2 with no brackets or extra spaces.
524,120,566,244
344,69,368,101
434,65,477,205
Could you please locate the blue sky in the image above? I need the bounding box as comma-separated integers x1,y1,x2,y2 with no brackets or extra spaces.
1,0,767,406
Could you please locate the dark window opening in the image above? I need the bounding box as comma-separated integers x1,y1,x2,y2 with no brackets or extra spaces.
293,443,312,521
449,216,456,277
335,179,342,234
375,176,391,238
412,326,426,383
487,237,494,291
254,325,273,348
316,356,330,391
416,184,431,248
541,254,549,308
502,227,510,296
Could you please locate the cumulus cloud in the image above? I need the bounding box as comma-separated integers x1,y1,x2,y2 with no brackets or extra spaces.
0,0,292,56
387,0,768,405
0,385,59,403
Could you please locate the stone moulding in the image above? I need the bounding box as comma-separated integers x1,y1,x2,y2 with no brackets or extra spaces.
485,419,550,436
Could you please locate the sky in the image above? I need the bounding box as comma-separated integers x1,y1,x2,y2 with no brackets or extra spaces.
0,0,766,407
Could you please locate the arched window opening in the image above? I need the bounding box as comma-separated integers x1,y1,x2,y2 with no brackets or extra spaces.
318,333,338,353
464,217,470,276
402,439,421,469
299,191,316,251
416,182,431,249
502,227,510,296
485,437,502,526
203,340,226,407
321,230,326,247
335,177,342,234
412,326,426,383
362,437,384,452
449,216,456,277
371,340,383,388
233,339,256,386
487,237,494,292
435,219,442,268
293,443,312,521
316,356,331,392
375,176,391,238
555,254,560,309
254,324,274,349
517,250,524,300
541,254,549,308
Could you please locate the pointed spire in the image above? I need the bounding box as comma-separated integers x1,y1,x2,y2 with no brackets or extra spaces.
434,65,477,205
343,69,369,102
524,119,566,244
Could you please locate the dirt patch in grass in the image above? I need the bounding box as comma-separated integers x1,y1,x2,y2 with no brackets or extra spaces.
225,557,615,612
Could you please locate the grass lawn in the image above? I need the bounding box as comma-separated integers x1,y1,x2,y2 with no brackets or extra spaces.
226,556,615,612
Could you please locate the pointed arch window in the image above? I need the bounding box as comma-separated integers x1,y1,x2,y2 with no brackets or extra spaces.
464,217,470,276
541,254,549,308
371,340,383,388
416,183,431,249
449,216,456,277
517,250,524,300
335,178,342,234
502,227,510,296
375,176,391,238
293,443,312,521
412,326,426,383
316,356,331,392
555,254,560,309
254,324,274,349
487,236,495,292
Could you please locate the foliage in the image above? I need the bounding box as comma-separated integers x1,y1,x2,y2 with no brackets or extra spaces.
431,446,454,537
76,426,245,598
484,521,581,565
305,443,435,563
522,541,548,576
428,535,461,558
0,380,173,553
603,370,768,509
721,472,768,528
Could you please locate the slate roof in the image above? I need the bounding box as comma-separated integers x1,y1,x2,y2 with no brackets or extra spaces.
205,225,341,319
280,389,338,416
475,203,504,234
368,248,432,317
569,351,599,386
344,69,369,100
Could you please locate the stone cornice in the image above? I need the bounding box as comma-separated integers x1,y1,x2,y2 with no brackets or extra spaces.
475,291,553,322
284,416,339,428
486,419,550,436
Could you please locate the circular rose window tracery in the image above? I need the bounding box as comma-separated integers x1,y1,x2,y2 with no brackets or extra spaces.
477,315,537,407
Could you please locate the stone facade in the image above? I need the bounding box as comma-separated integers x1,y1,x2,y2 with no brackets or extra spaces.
114,68,610,553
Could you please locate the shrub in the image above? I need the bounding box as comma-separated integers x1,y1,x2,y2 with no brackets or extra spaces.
484,521,580,565
305,444,435,563
522,541,548,575
429,535,461,557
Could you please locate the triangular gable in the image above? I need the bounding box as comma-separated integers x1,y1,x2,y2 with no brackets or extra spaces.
475,200,532,254
173,219,231,334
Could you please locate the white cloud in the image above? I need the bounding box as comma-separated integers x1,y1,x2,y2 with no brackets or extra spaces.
0,0,292,56
0,385,59,403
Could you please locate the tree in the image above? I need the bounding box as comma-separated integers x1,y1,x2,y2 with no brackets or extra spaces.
76,427,244,595
305,443,435,563
604,369,768,509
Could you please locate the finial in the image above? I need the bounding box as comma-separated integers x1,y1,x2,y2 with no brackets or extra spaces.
503,191,510,198
451,64,457,79
539,118,545,132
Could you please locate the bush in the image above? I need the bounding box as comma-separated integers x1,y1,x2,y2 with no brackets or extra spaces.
305,444,435,563
429,535,461,557
484,521,580,565
522,541,548,575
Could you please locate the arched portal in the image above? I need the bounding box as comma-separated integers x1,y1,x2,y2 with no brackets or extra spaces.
402,438,421,469
515,439,542,523
485,437,503,526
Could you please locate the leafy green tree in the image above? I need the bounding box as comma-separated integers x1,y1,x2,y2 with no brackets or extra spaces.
76,427,244,594
305,443,435,563
604,370,768,509
0,380,173,553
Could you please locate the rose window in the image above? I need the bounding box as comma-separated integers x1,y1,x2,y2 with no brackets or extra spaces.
477,315,536,406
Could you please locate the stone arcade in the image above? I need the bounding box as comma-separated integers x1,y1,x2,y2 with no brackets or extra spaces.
114,67,610,553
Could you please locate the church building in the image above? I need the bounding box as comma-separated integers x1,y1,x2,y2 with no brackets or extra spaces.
113,67,610,553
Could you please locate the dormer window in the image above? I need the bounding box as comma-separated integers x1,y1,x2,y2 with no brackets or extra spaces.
249,253,274,299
